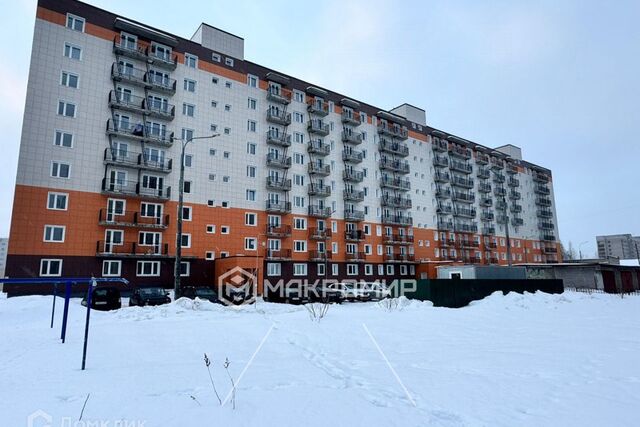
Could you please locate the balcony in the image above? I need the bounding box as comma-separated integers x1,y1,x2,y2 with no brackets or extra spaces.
379,138,409,157
433,155,449,168
266,86,292,105
449,145,472,159
454,222,478,233
341,110,361,125
458,240,480,249
510,204,523,214
495,201,507,211
266,153,292,169
384,253,416,263
266,177,292,191
308,162,331,176
343,189,365,202
266,130,291,147
437,202,453,214
450,160,473,174
101,178,170,201
146,74,177,95
483,226,496,235
432,137,448,152
382,196,412,209
308,120,330,136
377,123,408,140
434,171,450,183
541,233,556,241
96,241,169,257
491,157,505,170
111,63,147,88
384,234,414,245
307,99,330,116
341,130,363,145
511,217,524,227
308,140,330,156
535,184,551,195
309,250,332,261
106,119,174,147
112,36,148,61
538,221,555,231
379,158,410,174
536,197,552,207
144,98,176,121
481,210,494,221
494,187,506,197
266,249,292,260
342,149,364,164
345,230,365,242
493,173,506,183
308,183,331,197
148,47,178,70
308,205,332,218
507,163,519,174
533,171,550,182
380,176,411,191
345,252,367,262
509,191,522,200
437,219,455,231
310,228,332,240
451,176,474,189
435,186,452,199
98,209,169,229
382,214,413,226
479,196,493,207
344,210,365,222
477,167,490,179
454,206,477,218
343,169,364,183
508,177,520,187
103,148,172,173
537,209,553,218
476,152,489,164
478,183,492,193
108,90,145,115
266,109,292,126
486,240,498,249
266,225,292,238
265,200,292,213
453,191,475,204
543,245,558,254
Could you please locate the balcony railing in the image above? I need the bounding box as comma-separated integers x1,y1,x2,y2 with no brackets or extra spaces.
537,209,553,218
435,186,452,199
479,196,493,207
310,228,332,240
538,221,555,230
266,249,292,260
477,167,490,179
508,178,520,187
146,74,177,95
494,187,506,197
342,149,363,163
106,119,173,146
535,184,551,195
454,222,479,233
379,138,409,157
433,155,449,168
480,210,494,221
343,169,364,182
478,183,491,193
483,226,496,235
379,158,410,174
308,140,330,156
434,171,450,183
101,178,170,201
112,36,148,61
308,183,331,197
453,191,475,204
384,253,416,262
265,200,292,213
511,217,524,226
491,157,505,170
541,233,556,241
341,130,363,144
536,197,552,207
345,230,365,241
495,201,507,211
510,204,523,214
345,252,367,262
266,109,292,126
103,148,172,173
266,153,292,169
266,225,292,238
457,239,480,249
309,250,332,261
380,176,411,191
450,160,473,174
111,63,147,87
449,145,472,159
451,176,474,189
377,123,408,139
266,86,292,104
382,195,412,209
96,241,169,257
533,171,550,182
509,191,522,200
437,202,453,214
454,206,477,218
343,189,365,202
476,152,489,164
341,110,361,125
308,163,331,176
543,245,558,254
307,99,330,116
266,130,291,147
308,205,332,218
437,220,454,231
266,177,291,191
382,214,413,226
308,120,330,136
432,137,448,152
108,90,145,114
98,209,169,229
485,240,498,249
344,210,365,221
493,173,506,183
384,234,414,245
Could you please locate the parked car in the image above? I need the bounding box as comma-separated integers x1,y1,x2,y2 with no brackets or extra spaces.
310,283,346,303
282,283,310,304
81,286,122,311
129,287,171,307
342,282,372,302
181,286,219,303
362,282,391,300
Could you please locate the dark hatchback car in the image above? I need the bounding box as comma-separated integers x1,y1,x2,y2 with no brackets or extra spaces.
81,286,122,311
129,287,171,307
181,286,219,303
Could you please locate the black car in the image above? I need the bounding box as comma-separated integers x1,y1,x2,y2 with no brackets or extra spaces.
129,287,171,307
81,286,122,311
181,286,219,303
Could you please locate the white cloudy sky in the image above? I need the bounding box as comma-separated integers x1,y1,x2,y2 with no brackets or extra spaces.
1,0,639,257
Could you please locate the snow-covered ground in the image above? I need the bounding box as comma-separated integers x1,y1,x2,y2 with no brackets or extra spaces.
1,291,640,426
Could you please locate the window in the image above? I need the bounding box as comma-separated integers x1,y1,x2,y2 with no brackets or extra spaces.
225,58,234,67
180,261,190,277
400,265,408,275
294,240,307,252
294,218,307,230
386,265,395,275
221,226,230,234
247,142,256,154
347,264,358,276
293,174,304,186
47,192,68,210
102,260,121,277
212,53,221,62
245,237,257,250
294,153,304,164
293,196,305,208
294,263,307,276
225,104,231,111
184,154,193,168
54,130,73,148
224,127,231,135
182,103,195,117
181,234,191,248
364,264,373,276
293,112,304,123
40,259,62,277
57,101,76,117
317,263,326,276
51,161,70,178
245,213,257,226
223,176,230,183
247,98,257,110
66,14,85,31
364,244,372,255
185,53,198,68
43,225,65,242
183,181,192,193
181,128,194,141
211,101,218,108
247,120,257,132
294,91,304,103
206,224,216,234
60,71,79,88
137,261,160,277
181,206,192,221
247,74,258,87
63,43,82,60
331,263,339,276
246,189,256,201
183,79,196,92
223,151,231,159
267,263,281,276
206,251,215,260
225,80,232,88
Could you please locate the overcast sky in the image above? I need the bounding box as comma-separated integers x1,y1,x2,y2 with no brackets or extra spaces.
1,0,639,257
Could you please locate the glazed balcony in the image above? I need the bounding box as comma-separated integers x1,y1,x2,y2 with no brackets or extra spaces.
538,221,555,231
308,205,332,218
307,140,330,156
265,200,292,213
454,206,477,218
310,228,332,240
341,129,363,145
345,252,367,262
309,250,332,261
491,157,505,170
437,202,453,214
450,160,473,174
479,196,493,207
451,175,474,189
494,187,506,197
379,158,410,174
266,153,292,169
266,109,292,126
380,176,411,191
435,186,452,199
475,152,489,165
266,177,292,191
432,137,448,152
381,214,413,226
266,86,292,105
308,183,331,197
308,162,331,176
308,120,330,136
96,241,169,257
533,171,550,182
266,130,291,147
341,110,361,125
266,225,292,238
342,149,364,164
307,98,330,116
535,184,551,195
343,169,364,183
379,138,409,157
537,209,553,218
384,253,415,262
103,148,172,173
434,171,450,183
454,222,478,233
512,217,524,227
101,178,170,201
510,204,523,214
453,191,475,204
508,177,520,187
433,155,449,168
377,123,408,140
106,119,174,147
384,234,414,245
536,197,552,207
478,183,492,193
345,230,365,242
382,195,412,209
266,249,292,260
541,233,556,241
344,210,365,222
509,191,522,200
449,145,472,159
343,189,365,202
98,209,169,229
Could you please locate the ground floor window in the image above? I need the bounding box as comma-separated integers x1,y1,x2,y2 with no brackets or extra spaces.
40,259,62,277
364,264,373,276
102,260,121,277
317,263,325,276
293,263,307,276
347,264,358,276
386,264,395,275
180,261,190,277
137,260,160,277
267,262,281,276
331,263,339,276
400,265,408,275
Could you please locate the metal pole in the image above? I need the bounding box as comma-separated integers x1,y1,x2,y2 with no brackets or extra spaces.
50,283,58,328
61,280,72,343
174,138,187,300
81,280,96,370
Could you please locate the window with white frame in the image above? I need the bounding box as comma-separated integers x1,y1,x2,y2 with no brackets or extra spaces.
225,58,234,67
43,225,65,242
181,234,191,248
332,263,339,276
180,261,190,277
47,192,68,210
40,259,62,277
378,265,384,275
182,103,195,117
137,260,160,277
63,43,82,60
246,189,256,201
293,263,307,276
102,260,121,277
60,71,79,88
51,161,70,178
212,53,221,62
54,130,73,148
247,98,257,110
347,264,358,276
183,78,196,92
206,224,216,234
181,206,192,221
247,142,256,154
185,53,198,68
247,166,256,177
245,237,257,251
247,120,257,132
205,251,215,260
400,265,408,275
66,14,85,31
57,101,76,117
267,263,281,276
247,74,258,87
364,264,373,275
317,263,326,276
294,240,307,252
386,264,395,275
294,218,307,230
245,212,257,226
221,226,230,234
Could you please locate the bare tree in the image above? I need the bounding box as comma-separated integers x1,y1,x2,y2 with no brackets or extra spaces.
305,302,330,321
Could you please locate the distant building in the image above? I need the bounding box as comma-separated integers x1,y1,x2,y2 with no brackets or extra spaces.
0,238,7,277
597,234,640,260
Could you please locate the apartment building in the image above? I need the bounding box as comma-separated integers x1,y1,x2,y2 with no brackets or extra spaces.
597,234,640,260
6,0,561,288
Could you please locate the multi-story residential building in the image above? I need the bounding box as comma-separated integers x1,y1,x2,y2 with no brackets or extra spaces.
597,234,640,260
5,0,561,288
0,238,8,278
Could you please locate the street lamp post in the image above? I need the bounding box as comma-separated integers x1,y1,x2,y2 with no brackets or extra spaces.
173,133,220,298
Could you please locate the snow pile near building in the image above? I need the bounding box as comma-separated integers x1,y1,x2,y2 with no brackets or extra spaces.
1,291,639,426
